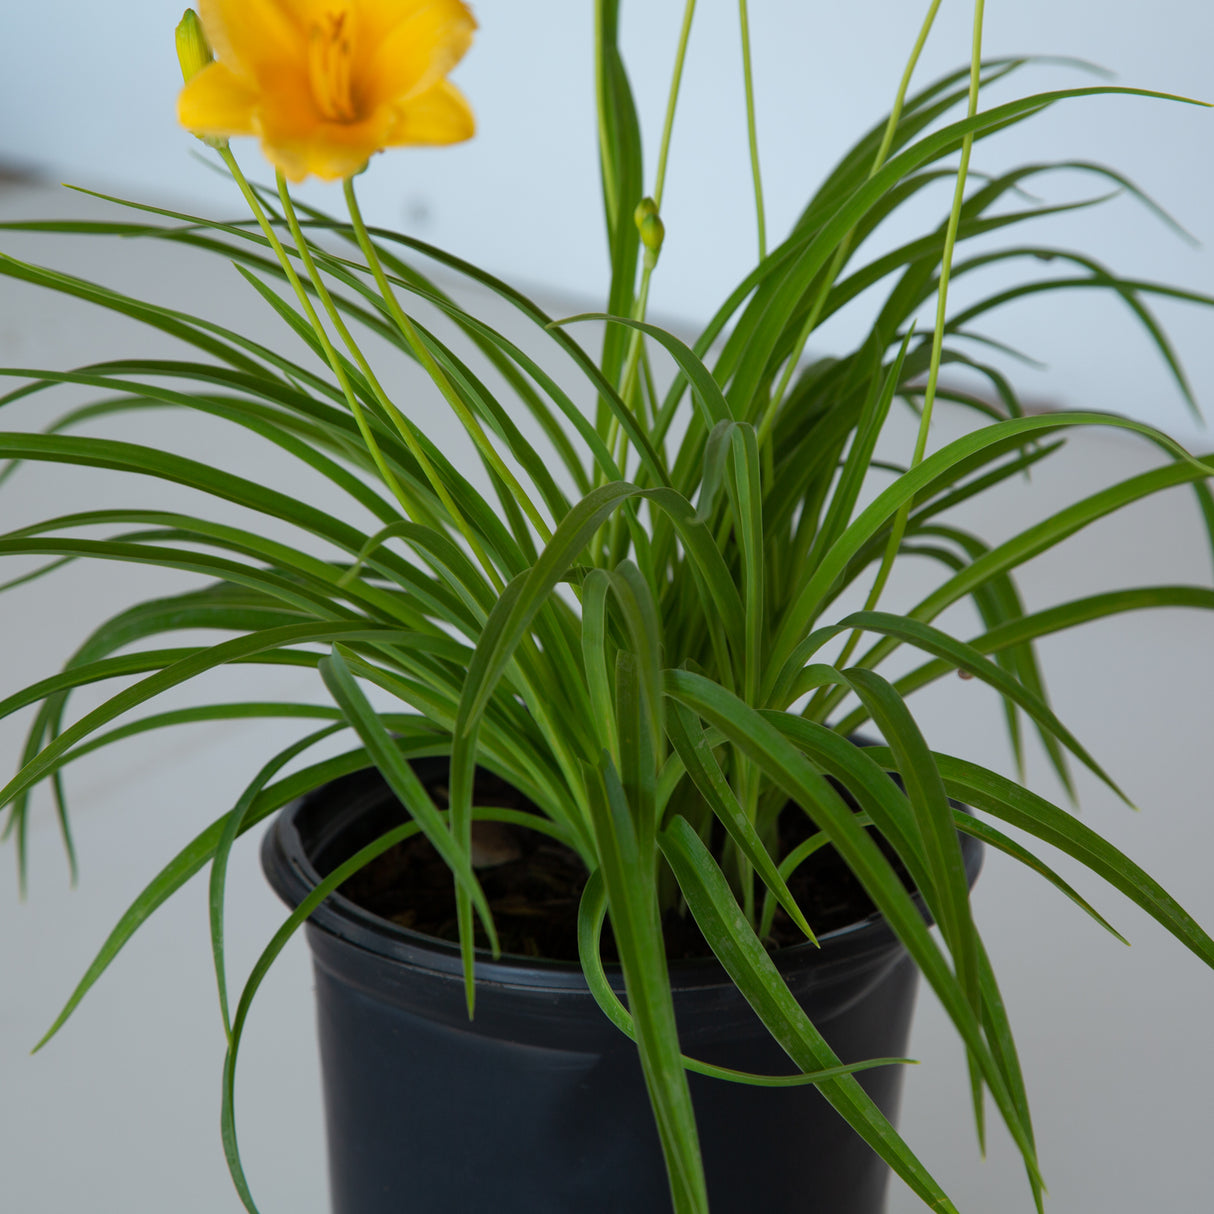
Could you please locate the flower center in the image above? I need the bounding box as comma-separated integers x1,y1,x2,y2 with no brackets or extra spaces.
308,10,358,123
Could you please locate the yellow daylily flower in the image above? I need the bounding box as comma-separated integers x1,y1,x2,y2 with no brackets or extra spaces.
177,0,476,183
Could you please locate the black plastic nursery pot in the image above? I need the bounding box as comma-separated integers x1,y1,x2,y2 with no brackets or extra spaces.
262,760,982,1214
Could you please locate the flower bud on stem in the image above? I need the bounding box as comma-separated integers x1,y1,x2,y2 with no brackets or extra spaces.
175,9,212,84
176,10,226,148
634,196,665,270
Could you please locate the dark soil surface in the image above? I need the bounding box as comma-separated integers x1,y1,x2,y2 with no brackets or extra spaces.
339,768,914,963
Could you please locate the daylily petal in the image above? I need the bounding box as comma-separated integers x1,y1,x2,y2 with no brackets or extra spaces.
364,0,476,108
177,62,259,137
260,103,395,181
198,0,307,84
384,78,475,147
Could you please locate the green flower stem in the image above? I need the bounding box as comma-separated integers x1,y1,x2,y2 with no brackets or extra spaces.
343,179,553,551
738,0,766,262
268,176,506,596
755,0,944,452
813,0,985,716
653,0,697,212
913,0,986,462
218,149,418,524
601,0,697,566
615,0,697,418
869,0,946,175
338,187,605,835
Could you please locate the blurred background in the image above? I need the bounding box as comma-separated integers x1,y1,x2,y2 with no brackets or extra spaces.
1,3,1212,1212
2,0,1211,440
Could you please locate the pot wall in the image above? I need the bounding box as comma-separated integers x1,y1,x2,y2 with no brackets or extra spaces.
262,763,981,1214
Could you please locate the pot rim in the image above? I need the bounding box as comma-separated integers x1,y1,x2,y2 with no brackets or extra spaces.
261,762,983,993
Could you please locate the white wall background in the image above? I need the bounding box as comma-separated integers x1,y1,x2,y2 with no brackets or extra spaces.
1,0,1211,440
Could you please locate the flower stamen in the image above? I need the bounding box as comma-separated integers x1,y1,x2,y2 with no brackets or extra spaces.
308,10,358,123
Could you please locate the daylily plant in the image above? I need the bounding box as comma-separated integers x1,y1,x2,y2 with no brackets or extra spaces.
3,3,1214,1213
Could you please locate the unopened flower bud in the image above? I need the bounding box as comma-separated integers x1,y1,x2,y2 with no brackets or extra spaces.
634,197,664,267
176,9,213,85
638,212,665,254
